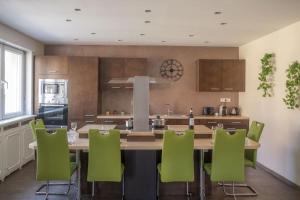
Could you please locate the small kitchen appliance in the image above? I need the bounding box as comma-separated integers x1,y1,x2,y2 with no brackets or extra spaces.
202,107,215,115
219,104,228,116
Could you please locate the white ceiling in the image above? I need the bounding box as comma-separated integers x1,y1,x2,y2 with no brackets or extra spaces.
0,0,300,47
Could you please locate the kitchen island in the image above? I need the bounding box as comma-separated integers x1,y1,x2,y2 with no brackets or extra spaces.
29,126,259,200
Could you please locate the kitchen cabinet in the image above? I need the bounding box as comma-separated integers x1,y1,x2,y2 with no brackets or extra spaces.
196,59,245,92
197,60,223,91
201,118,249,132
222,60,245,91
68,57,99,128
35,56,68,75
101,57,148,89
4,127,22,176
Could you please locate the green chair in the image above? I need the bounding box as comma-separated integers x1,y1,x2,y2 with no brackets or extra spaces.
157,130,194,199
221,121,265,196
29,119,76,163
204,129,246,200
29,119,45,140
35,128,77,199
87,129,125,199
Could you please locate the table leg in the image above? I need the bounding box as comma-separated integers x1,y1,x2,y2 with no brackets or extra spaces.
76,150,81,200
199,149,205,200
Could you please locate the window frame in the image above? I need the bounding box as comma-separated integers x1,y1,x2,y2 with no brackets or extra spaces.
0,43,26,120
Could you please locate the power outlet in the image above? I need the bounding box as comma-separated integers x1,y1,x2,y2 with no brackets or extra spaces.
220,98,226,102
225,98,231,103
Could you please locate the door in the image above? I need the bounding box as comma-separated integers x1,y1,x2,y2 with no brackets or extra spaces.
21,125,34,166
197,60,222,91
222,60,245,91
0,134,4,181
68,57,99,126
4,127,21,175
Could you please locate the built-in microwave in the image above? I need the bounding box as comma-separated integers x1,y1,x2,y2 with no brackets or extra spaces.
39,79,68,104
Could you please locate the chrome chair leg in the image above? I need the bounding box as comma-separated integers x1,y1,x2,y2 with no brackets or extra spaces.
44,181,49,200
156,172,160,199
186,182,192,199
222,181,237,200
122,173,125,200
36,180,73,196
218,182,258,196
92,181,95,197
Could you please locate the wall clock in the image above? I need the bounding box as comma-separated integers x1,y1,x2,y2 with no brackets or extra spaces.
160,59,184,81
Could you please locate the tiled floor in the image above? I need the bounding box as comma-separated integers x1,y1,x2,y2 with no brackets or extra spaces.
0,161,300,200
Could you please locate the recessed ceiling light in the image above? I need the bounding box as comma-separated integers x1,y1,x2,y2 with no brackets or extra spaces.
144,20,151,23
118,39,123,42
66,19,72,22
161,40,166,43
74,8,81,11
140,33,145,36
189,34,194,37
220,22,227,25
145,9,151,13
91,32,96,35
214,11,222,15
74,38,78,41
204,41,210,44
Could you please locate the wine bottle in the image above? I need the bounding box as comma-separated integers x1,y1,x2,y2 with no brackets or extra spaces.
189,108,194,130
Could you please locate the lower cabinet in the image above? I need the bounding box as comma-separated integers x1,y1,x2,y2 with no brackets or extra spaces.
4,127,22,176
0,122,35,181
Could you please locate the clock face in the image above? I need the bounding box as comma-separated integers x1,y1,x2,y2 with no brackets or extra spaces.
160,59,184,81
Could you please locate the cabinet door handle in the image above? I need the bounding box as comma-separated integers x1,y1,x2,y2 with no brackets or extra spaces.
224,88,234,91
210,88,220,90
85,120,95,123
111,86,121,89
207,121,217,124
84,114,95,117
48,70,58,73
231,121,241,124
125,86,133,89
103,120,114,123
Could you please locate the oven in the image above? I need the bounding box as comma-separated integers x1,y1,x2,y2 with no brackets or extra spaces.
38,104,68,129
39,79,68,104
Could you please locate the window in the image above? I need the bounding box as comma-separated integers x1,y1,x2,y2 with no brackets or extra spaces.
0,44,25,119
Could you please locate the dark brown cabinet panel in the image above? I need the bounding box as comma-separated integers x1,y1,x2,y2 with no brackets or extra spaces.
68,57,99,124
124,58,147,77
35,56,68,75
222,60,245,92
197,60,222,91
101,58,125,82
197,59,245,92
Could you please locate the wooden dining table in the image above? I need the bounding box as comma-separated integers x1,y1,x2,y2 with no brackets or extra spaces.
29,125,260,200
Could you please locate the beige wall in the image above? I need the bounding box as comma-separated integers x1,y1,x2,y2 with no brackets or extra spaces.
239,21,300,186
45,45,240,115
0,23,44,54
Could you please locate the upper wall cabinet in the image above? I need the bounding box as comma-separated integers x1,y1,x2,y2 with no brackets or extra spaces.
35,56,69,75
196,59,245,92
101,57,148,83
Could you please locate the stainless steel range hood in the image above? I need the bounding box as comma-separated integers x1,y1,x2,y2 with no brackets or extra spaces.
108,77,169,85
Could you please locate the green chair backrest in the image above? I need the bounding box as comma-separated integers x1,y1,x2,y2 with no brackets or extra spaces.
29,119,45,140
36,128,71,181
211,129,246,182
160,130,194,182
245,121,265,167
87,129,122,182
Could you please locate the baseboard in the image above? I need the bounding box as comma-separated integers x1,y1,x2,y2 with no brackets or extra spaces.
257,162,300,189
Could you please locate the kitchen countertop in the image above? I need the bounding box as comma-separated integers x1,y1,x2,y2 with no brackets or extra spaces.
77,124,213,136
97,114,249,120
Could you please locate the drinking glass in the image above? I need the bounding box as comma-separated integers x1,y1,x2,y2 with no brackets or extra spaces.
71,122,77,131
